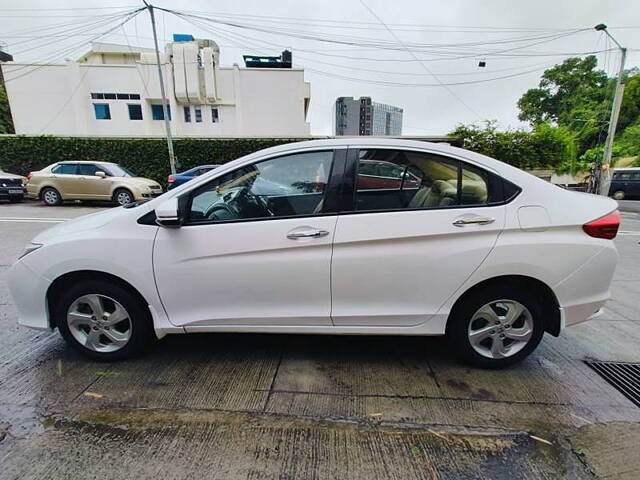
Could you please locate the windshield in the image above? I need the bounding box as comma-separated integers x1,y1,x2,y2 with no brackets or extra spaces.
104,164,136,177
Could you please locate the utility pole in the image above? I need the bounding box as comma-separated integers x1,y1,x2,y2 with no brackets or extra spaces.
595,24,627,196
143,1,176,175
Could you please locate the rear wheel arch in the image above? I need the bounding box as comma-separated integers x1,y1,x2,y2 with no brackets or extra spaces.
47,270,150,329
38,185,60,198
446,275,561,337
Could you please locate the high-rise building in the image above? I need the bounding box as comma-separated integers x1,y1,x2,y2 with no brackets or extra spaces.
335,96,403,136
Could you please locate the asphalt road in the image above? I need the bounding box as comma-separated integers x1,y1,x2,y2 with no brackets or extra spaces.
1,199,640,479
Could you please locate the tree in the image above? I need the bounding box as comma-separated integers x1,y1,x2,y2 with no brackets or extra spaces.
518,56,608,126
618,71,640,133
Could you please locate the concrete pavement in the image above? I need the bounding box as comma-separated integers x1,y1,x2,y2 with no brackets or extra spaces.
0,200,639,479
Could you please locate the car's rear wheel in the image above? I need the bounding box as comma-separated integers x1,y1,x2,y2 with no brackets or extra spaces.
55,280,155,361
448,285,545,369
41,187,62,206
113,188,133,206
612,190,626,200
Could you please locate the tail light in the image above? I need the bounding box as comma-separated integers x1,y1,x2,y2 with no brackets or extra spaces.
167,174,175,183
583,210,620,239
27,172,33,180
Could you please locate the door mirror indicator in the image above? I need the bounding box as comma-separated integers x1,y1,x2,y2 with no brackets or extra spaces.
155,197,182,227
95,171,107,178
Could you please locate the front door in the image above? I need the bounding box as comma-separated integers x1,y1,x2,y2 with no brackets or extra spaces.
153,149,341,329
76,163,112,200
331,148,506,327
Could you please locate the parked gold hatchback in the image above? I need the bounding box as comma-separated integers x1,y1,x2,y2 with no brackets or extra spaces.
27,161,163,206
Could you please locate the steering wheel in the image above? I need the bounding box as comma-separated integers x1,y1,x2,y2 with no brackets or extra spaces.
245,190,275,216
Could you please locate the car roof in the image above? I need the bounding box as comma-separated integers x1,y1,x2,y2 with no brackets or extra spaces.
614,167,640,171
56,160,116,165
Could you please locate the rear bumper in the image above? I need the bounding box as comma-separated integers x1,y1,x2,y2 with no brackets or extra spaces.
7,260,52,330
554,244,617,330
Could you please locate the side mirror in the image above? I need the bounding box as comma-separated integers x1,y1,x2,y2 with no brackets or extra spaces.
155,197,182,227
95,171,106,178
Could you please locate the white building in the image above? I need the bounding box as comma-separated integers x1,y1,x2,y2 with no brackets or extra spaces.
1,37,311,137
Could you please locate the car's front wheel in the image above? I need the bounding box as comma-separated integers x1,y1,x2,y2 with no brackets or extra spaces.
113,188,133,206
448,285,545,369
55,280,155,360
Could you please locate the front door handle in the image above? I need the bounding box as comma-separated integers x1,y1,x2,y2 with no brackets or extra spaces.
453,216,495,227
287,227,330,239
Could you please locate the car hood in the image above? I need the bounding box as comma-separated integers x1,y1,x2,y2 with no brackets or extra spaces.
0,171,26,181
31,207,126,244
125,177,162,188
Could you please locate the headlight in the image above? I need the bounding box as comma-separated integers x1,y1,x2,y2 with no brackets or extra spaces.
19,243,43,259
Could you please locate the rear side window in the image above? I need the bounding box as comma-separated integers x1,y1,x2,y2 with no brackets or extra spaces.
354,149,506,212
52,164,78,175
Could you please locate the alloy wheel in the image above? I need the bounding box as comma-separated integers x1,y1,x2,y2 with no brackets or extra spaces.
116,191,132,206
467,299,534,359
43,190,59,205
66,294,132,353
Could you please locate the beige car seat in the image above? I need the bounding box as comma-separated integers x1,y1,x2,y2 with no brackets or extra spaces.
408,179,457,208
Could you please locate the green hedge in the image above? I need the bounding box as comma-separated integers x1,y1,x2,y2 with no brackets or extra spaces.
0,136,309,185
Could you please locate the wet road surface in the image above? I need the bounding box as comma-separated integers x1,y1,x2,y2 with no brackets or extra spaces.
1,200,640,479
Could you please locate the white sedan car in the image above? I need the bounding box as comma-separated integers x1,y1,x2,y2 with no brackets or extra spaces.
8,139,620,368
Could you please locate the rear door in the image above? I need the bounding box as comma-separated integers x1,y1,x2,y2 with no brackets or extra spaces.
51,163,81,198
331,148,506,327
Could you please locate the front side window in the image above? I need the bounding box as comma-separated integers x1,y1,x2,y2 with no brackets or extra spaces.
77,164,100,176
355,149,494,211
52,164,78,175
188,151,333,223
151,104,171,120
128,104,143,120
93,103,111,120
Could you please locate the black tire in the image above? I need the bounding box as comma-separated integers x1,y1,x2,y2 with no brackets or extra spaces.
113,188,134,206
447,284,545,369
612,190,625,200
55,279,155,361
41,187,62,206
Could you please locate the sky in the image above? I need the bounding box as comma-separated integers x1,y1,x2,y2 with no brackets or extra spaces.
2,0,639,135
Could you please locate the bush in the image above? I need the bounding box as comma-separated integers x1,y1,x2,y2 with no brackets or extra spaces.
449,121,577,170
0,136,308,184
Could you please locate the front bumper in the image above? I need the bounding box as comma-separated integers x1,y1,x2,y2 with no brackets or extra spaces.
7,260,52,330
0,186,26,199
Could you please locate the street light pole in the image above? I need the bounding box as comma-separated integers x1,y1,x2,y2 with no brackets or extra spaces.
143,1,176,175
595,24,627,196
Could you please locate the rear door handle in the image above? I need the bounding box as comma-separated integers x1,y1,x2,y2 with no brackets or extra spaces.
287,227,330,239
453,216,495,227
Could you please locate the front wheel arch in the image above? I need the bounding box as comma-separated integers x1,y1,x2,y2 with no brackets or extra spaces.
47,270,150,330
446,275,561,337
112,187,134,205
